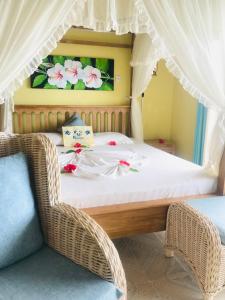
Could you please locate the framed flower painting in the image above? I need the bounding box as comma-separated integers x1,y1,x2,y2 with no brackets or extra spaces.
31,55,114,91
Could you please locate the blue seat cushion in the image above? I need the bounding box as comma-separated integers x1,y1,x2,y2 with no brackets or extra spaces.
186,196,225,245
0,246,123,300
0,152,43,269
57,113,85,132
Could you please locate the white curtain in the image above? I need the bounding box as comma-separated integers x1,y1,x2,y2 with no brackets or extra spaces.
140,0,225,173
130,33,164,141
0,0,84,132
70,0,150,34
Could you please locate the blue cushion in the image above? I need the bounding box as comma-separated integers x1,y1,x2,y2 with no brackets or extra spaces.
0,152,43,269
186,196,225,244
57,113,85,132
0,246,123,300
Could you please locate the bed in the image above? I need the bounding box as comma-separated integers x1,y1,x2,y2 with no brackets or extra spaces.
13,104,225,239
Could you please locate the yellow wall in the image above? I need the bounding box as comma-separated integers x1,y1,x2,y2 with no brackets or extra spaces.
171,81,197,161
63,28,132,45
14,29,132,106
143,59,197,161
143,60,176,140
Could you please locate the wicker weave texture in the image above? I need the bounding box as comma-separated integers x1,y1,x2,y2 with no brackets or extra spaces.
0,133,126,299
165,202,225,299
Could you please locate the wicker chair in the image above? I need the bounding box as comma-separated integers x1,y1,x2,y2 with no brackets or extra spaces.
165,202,225,300
0,133,126,299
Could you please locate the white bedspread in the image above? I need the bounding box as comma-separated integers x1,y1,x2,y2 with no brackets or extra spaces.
59,146,145,178
57,143,217,209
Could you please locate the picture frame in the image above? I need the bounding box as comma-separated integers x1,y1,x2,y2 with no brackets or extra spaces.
31,55,114,91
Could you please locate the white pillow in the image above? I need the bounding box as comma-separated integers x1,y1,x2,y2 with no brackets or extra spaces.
41,132,63,146
94,132,133,146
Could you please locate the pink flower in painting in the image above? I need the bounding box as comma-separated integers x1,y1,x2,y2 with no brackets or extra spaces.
64,164,77,173
82,66,103,88
47,63,67,88
119,160,130,167
107,140,117,146
64,60,83,84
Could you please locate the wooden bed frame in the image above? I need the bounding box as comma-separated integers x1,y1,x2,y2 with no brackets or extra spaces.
13,104,225,239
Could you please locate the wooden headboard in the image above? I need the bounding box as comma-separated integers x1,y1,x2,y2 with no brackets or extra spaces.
13,105,131,135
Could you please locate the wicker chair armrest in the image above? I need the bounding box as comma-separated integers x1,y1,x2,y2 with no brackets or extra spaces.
48,203,126,297
166,202,223,292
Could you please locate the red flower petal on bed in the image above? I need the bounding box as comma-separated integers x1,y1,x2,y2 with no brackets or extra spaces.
108,140,117,146
75,148,82,154
74,143,82,148
64,164,77,173
119,160,130,167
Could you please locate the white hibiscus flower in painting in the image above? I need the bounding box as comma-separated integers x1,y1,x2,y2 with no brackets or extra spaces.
64,60,83,84
82,66,103,88
47,63,67,88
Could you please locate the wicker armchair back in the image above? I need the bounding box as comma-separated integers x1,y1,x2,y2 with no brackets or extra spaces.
0,133,126,299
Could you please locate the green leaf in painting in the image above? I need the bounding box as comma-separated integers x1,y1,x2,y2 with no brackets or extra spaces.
32,75,47,87
97,82,113,91
80,57,92,67
42,57,49,63
41,62,54,68
44,83,57,89
66,56,75,61
65,82,72,90
74,80,86,90
35,68,47,74
53,56,65,65
96,58,109,72
38,64,46,70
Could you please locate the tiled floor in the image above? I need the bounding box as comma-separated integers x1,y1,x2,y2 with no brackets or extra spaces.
114,232,225,300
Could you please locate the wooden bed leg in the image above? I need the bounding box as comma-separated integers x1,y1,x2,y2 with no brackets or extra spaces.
164,247,174,258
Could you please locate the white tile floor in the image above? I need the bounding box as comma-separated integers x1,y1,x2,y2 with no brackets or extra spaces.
114,232,225,300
